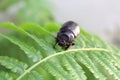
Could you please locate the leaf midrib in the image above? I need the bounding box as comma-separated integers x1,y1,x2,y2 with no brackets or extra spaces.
16,48,109,80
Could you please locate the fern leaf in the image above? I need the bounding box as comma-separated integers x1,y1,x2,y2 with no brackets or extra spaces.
89,52,120,80
97,53,120,79
42,62,72,80
61,55,87,80
0,23,43,62
19,23,52,35
75,52,107,80
0,56,28,74
26,71,43,80
0,34,42,62
19,23,55,55
0,22,120,80
0,71,13,80
103,52,120,70
44,23,60,32
16,48,108,80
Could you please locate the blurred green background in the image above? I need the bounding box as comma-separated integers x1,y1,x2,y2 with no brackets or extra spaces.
0,0,54,25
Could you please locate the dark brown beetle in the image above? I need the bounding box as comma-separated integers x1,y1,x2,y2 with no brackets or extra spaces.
54,21,80,50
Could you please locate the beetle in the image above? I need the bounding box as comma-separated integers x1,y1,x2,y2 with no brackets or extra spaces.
54,21,80,50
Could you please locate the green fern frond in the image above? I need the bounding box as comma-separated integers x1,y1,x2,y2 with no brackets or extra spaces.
0,34,42,62
16,48,108,80
26,71,43,80
0,56,28,74
61,55,87,80
75,52,107,80
0,22,120,80
42,61,72,80
0,71,13,80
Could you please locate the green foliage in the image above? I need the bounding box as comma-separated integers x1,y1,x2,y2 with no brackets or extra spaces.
0,22,120,80
0,56,28,74
0,0,54,25
0,71,13,80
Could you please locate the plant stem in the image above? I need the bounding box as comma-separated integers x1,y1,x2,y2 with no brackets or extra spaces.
16,48,109,80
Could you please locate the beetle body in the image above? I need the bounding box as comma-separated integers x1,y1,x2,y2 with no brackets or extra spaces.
55,21,80,50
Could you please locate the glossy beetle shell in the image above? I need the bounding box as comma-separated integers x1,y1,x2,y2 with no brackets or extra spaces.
55,21,80,50
61,21,80,38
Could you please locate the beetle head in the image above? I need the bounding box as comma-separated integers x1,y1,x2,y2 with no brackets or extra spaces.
57,32,74,46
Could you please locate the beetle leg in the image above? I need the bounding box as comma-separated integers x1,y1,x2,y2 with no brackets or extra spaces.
63,40,66,46
72,43,75,45
64,45,70,50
